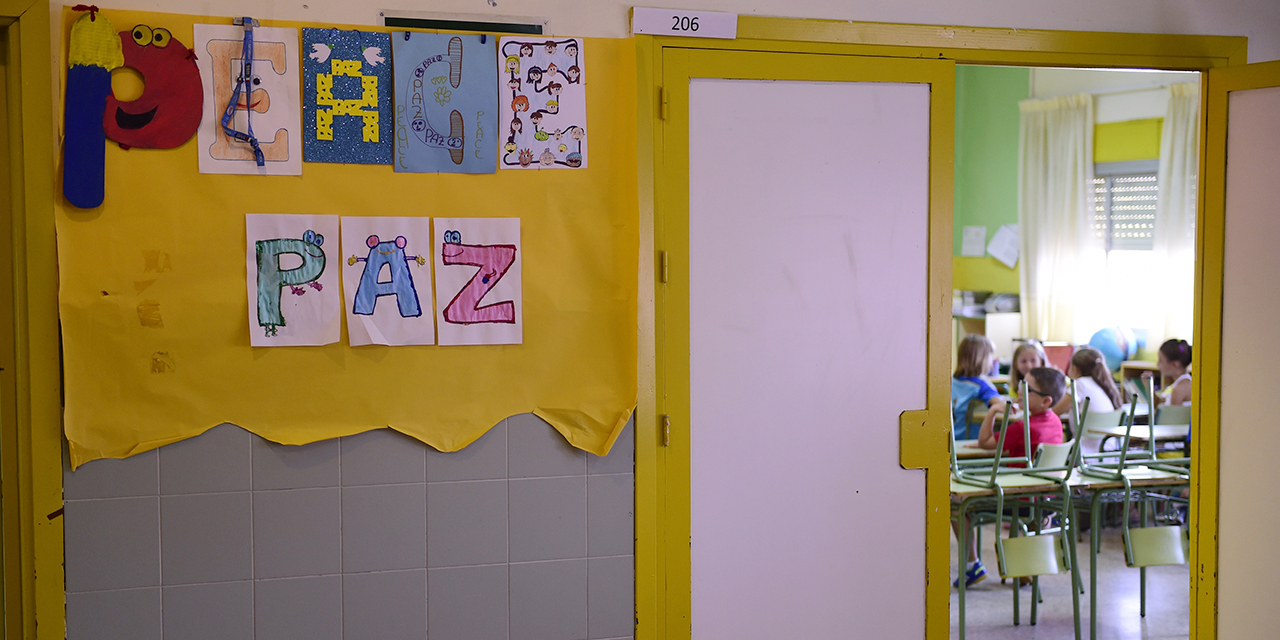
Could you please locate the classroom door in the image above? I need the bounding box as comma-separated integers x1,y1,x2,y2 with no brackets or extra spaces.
1202,60,1280,639
655,48,953,639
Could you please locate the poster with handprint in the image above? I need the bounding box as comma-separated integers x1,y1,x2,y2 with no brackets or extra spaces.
392,33,498,174
498,36,587,169
302,28,392,164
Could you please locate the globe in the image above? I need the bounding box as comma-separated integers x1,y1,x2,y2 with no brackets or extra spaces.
1088,327,1139,371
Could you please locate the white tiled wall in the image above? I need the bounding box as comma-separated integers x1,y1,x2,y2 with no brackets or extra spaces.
64,414,635,640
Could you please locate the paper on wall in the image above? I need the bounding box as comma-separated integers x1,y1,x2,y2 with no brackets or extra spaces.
987,224,1020,268
302,28,393,164
961,225,987,257
392,32,498,173
498,36,587,169
246,214,341,346
341,216,436,346
434,218,522,345
194,24,302,175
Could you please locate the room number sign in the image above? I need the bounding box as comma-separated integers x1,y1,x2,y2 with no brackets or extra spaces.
631,7,738,39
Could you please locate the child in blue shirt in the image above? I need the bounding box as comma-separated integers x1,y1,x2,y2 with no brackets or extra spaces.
952,334,1003,440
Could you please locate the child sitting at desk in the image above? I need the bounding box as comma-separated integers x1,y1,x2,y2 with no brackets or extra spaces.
977,367,1067,459
1148,338,1192,407
952,335,1003,440
1052,346,1122,444
1009,340,1049,400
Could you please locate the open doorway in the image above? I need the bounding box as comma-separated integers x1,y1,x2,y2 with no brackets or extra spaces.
951,64,1199,638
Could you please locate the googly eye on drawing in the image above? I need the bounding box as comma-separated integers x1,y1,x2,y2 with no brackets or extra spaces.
131,25,153,46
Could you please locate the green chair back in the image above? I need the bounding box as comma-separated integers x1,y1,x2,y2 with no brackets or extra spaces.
1154,404,1192,425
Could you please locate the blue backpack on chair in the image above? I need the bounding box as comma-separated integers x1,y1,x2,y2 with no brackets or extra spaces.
951,378,983,440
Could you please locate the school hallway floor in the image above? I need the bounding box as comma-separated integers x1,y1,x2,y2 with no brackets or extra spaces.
951,524,1189,639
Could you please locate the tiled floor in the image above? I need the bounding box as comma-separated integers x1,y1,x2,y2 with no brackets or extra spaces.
952,524,1189,639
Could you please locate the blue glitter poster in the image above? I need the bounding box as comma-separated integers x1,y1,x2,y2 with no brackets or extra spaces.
302,28,392,164
391,33,498,174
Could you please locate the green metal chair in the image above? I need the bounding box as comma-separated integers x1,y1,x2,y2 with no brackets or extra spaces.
1079,387,1190,626
950,380,1083,638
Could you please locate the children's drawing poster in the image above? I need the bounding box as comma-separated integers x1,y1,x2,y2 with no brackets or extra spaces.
498,37,587,169
193,24,302,175
392,33,498,174
341,217,436,346
302,28,392,164
246,214,341,346
434,218,522,346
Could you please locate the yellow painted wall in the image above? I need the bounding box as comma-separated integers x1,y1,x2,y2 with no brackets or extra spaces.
1095,117,1163,162
952,256,1018,292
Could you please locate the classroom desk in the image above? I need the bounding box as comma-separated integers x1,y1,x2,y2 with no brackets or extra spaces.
1086,423,1189,452
949,464,1188,640
1072,465,1190,640
954,438,996,459
951,471,1079,640
973,402,1150,425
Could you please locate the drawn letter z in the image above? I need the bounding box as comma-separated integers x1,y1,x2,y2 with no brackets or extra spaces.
442,243,517,324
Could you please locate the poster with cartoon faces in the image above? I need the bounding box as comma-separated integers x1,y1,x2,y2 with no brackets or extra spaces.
434,218,522,345
498,37,586,169
194,24,302,175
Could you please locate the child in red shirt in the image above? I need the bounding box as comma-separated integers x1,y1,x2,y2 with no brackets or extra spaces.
977,366,1067,460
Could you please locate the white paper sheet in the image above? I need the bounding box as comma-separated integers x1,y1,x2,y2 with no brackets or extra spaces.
961,225,987,257
195,25,302,175
987,224,1020,268
246,214,341,346
497,37,587,169
434,218,522,346
340,216,436,346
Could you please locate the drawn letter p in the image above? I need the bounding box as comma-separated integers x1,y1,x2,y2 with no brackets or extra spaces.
256,231,326,329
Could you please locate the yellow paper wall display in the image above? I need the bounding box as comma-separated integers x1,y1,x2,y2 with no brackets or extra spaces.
55,9,638,468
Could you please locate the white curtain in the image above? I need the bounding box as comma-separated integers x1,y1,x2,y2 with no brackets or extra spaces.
1018,93,1104,342
1151,82,1199,345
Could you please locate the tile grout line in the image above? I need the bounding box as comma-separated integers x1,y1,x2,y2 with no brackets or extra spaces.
338,440,345,639
157,450,164,640
249,434,257,639
506,418,512,640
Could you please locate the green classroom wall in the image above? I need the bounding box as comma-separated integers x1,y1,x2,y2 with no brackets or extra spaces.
953,65,1028,292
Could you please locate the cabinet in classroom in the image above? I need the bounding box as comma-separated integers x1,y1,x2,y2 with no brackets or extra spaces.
951,311,1022,370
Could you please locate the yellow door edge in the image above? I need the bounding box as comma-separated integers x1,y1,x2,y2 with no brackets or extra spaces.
1197,58,1280,640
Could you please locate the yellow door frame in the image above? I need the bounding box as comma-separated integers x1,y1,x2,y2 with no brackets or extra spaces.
637,17,1245,640
0,0,62,639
